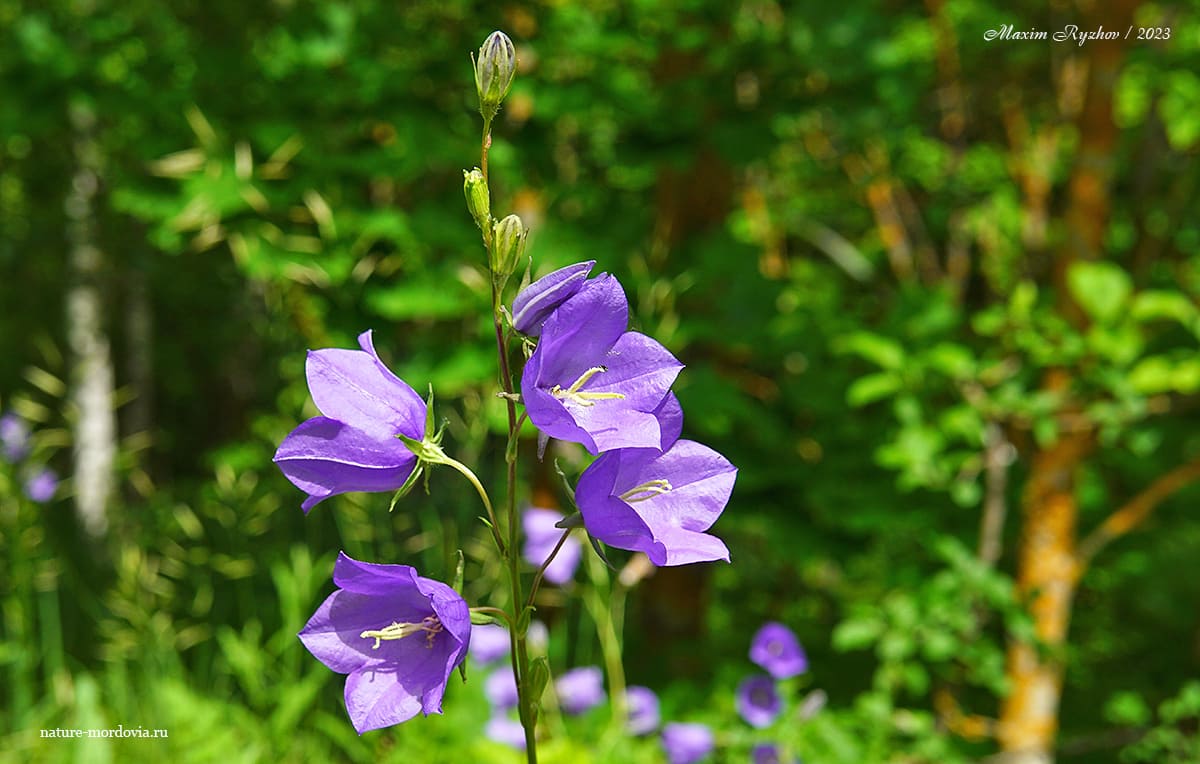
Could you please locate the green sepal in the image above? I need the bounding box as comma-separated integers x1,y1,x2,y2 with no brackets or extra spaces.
451,549,465,595
458,661,468,684
554,511,583,530
552,458,576,503
505,430,520,465
587,533,617,572
470,610,504,626
389,464,424,510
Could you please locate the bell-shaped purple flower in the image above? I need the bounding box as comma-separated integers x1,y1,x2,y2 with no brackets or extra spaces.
1,412,30,463
274,330,426,512
661,722,714,764
625,685,660,736
522,506,582,585
751,742,797,764
576,439,736,566
23,467,58,503
736,675,782,728
749,622,808,680
470,623,511,665
521,275,683,454
298,552,470,734
511,260,594,336
555,666,605,715
485,715,527,750
485,668,519,710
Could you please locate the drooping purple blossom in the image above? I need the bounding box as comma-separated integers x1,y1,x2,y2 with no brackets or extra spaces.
511,260,595,336
23,467,58,503
625,685,660,736
736,675,782,728
555,666,605,715
661,722,715,764
749,622,808,680
485,668,519,710
298,552,470,734
485,715,527,750
0,412,30,463
752,742,797,764
575,439,736,566
522,506,581,585
521,275,683,454
470,623,511,665
274,331,426,512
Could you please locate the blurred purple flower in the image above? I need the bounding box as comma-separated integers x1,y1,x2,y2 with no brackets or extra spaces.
521,275,683,454
752,742,797,764
555,666,605,715
749,622,808,680
485,715,526,750
511,260,595,336
23,468,58,503
661,722,714,764
274,330,426,513
736,675,782,728
485,668,519,710
1,412,30,463
298,552,470,733
470,623,510,665
625,685,660,736
522,507,581,585
576,439,736,566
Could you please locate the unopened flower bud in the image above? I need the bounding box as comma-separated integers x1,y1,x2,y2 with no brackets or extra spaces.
491,214,527,281
463,168,489,230
473,31,517,121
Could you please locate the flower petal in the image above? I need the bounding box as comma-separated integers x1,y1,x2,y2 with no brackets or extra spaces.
653,393,684,451
576,451,658,555
588,332,683,410
532,274,629,385
274,417,417,512
512,260,595,336
306,331,425,441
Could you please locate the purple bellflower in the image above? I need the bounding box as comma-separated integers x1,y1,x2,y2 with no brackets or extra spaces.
555,666,606,715
485,668,519,710
522,506,582,585
752,742,797,764
470,623,511,665
274,331,426,512
576,439,736,566
521,275,683,454
625,685,661,736
749,622,808,680
511,260,595,337
485,715,527,750
23,467,58,503
661,722,715,764
298,552,470,734
0,412,30,463
736,675,783,728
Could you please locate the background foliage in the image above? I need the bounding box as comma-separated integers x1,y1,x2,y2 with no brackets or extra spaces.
1,1,1198,762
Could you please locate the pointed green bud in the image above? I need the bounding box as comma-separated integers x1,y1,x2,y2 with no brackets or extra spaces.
463,168,490,231
473,31,517,122
491,214,527,282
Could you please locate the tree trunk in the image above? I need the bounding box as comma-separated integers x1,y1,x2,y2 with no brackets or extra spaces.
66,100,116,539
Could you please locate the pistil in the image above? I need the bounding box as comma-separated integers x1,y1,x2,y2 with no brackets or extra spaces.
619,479,673,503
360,615,443,649
551,366,626,407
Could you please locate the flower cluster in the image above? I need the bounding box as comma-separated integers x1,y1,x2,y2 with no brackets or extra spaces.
516,262,738,566
1,410,59,503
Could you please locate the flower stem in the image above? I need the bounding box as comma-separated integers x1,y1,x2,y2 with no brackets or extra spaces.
440,455,506,556
525,529,572,609
482,119,539,764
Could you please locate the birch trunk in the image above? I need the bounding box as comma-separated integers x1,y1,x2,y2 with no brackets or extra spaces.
65,100,115,539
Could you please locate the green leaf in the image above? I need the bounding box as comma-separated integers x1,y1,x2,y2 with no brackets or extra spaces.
1127,356,1174,394
1066,261,1132,324
836,331,906,370
1131,290,1197,324
832,616,884,651
1104,691,1152,726
846,372,903,407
